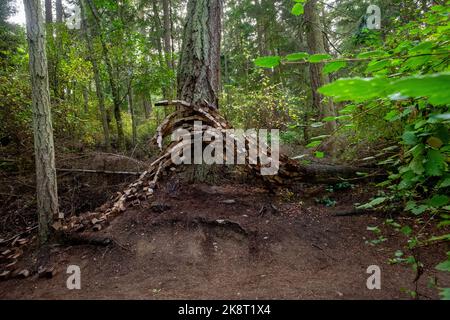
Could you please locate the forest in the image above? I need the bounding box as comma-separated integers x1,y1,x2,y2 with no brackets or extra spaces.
0,0,449,300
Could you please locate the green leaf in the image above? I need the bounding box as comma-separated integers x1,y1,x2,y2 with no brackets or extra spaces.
357,50,388,59
322,116,337,122
318,77,388,102
254,56,281,68
402,131,417,145
400,225,413,236
384,109,399,121
411,205,429,215
427,195,449,208
439,288,450,300
409,41,434,54
425,149,446,176
427,137,444,149
401,55,431,70
306,140,321,148
436,259,450,272
428,113,450,123
315,151,324,158
285,52,309,61
410,154,425,175
291,3,304,16
392,73,450,106
367,226,381,233
309,54,331,63
321,73,450,105
339,104,356,114
323,61,347,74
357,197,387,209
438,176,450,188
366,60,390,73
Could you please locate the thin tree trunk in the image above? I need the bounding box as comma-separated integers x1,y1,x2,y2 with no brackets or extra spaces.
45,0,52,24
177,0,223,108
23,0,59,244
151,0,165,68
143,96,152,119
128,85,137,146
304,0,336,134
53,0,64,99
55,0,63,23
162,0,173,70
82,86,89,113
80,0,111,152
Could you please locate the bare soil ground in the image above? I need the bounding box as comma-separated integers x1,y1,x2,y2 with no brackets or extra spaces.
1,176,449,299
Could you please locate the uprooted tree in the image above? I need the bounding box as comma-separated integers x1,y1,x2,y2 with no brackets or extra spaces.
55,0,375,234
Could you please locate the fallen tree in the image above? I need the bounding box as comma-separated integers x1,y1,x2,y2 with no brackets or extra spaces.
51,99,381,233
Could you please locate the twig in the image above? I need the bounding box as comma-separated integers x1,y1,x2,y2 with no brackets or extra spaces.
56,168,142,175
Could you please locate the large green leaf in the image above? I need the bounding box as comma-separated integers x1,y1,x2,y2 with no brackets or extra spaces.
320,73,450,105
254,56,281,68
318,77,388,102
366,60,390,73
285,52,309,61
436,258,450,272
309,54,331,63
402,131,417,145
323,61,347,74
439,288,450,300
424,149,446,176
391,73,450,105
357,50,388,59
427,195,449,207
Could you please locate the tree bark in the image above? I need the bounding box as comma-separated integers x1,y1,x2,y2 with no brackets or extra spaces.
23,0,59,244
128,85,137,146
55,0,63,23
177,0,223,108
162,0,173,70
304,0,336,134
151,0,165,68
80,0,111,152
82,86,89,113
143,96,152,119
45,0,52,24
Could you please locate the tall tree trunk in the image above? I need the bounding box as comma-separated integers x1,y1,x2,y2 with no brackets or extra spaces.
55,0,63,23
23,0,59,244
162,0,175,99
82,86,89,113
177,0,223,108
53,0,64,99
128,86,137,146
151,0,165,68
80,0,111,152
304,0,336,134
143,96,152,119
45,0,52,24
86,0,125,151
151,0,169,100
162,0,173,70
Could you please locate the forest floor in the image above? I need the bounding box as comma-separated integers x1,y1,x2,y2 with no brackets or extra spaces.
0,153,449,299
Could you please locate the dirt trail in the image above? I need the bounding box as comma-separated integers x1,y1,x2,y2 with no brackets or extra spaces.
1,182,448,299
